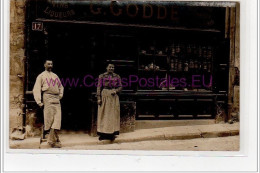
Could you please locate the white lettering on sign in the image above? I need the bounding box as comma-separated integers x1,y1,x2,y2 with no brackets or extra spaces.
32,22,43,31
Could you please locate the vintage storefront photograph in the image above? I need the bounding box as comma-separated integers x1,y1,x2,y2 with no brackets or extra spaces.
9,0,240,150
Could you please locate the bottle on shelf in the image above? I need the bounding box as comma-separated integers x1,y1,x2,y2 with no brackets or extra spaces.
202,61,208,71
198,45,202,58
174,59,178,72
170,59,175,71
184,60,189,72
207,61,212,73
194,59,199,73
202,45,207,58
177,59,183,72
189,59,194,72
176,43,181,54
170,43,175,56
187,44,192,55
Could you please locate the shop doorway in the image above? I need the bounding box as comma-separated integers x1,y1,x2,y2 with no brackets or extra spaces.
47,23,103,131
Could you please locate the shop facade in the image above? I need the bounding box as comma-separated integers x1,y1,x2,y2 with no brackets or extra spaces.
10,0,240,137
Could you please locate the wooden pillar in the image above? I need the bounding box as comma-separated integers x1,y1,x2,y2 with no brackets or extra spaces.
225,7,230,39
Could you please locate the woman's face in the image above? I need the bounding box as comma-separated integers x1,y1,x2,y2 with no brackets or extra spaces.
106,64,115,73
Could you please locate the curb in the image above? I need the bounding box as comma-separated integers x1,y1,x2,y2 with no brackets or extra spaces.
9,124,239,149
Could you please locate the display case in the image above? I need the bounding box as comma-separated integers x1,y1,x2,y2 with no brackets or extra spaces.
137,40,215,91
101,28,228,120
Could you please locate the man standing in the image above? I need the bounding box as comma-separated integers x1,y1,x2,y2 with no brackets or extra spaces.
33,59,64,148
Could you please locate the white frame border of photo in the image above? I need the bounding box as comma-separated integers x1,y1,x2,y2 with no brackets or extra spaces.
1,0,259,171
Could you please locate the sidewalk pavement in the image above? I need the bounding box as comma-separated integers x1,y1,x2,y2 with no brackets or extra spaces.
9,122,239,149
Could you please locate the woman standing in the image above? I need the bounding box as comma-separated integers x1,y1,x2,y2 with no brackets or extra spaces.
96,63,122,141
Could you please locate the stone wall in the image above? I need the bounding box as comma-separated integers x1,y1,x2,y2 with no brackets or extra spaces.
233,3,240,120
9,0,26,139
230,3,240,122
226,4,240,123
119,102,136,133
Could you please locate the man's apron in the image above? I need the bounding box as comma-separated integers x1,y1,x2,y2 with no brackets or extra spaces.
43,93,61,131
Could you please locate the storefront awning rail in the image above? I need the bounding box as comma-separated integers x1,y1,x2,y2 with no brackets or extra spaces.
36,18,222,33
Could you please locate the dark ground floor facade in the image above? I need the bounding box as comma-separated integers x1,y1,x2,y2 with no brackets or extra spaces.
9,0,240,138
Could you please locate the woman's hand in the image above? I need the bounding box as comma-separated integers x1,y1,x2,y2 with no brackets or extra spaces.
111,90,117,96
97,100,102,105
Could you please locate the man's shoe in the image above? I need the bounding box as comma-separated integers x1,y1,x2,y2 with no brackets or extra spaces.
40,129,49,144
110,135,116,141
48,142,62,148
48,142,55,147
98,136,104,141
52,142,62,148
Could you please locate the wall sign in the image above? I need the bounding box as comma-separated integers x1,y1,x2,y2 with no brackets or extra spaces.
31,1,229,31
32,22,43,31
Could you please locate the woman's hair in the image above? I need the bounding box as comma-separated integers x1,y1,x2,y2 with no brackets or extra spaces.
105,60,115,68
